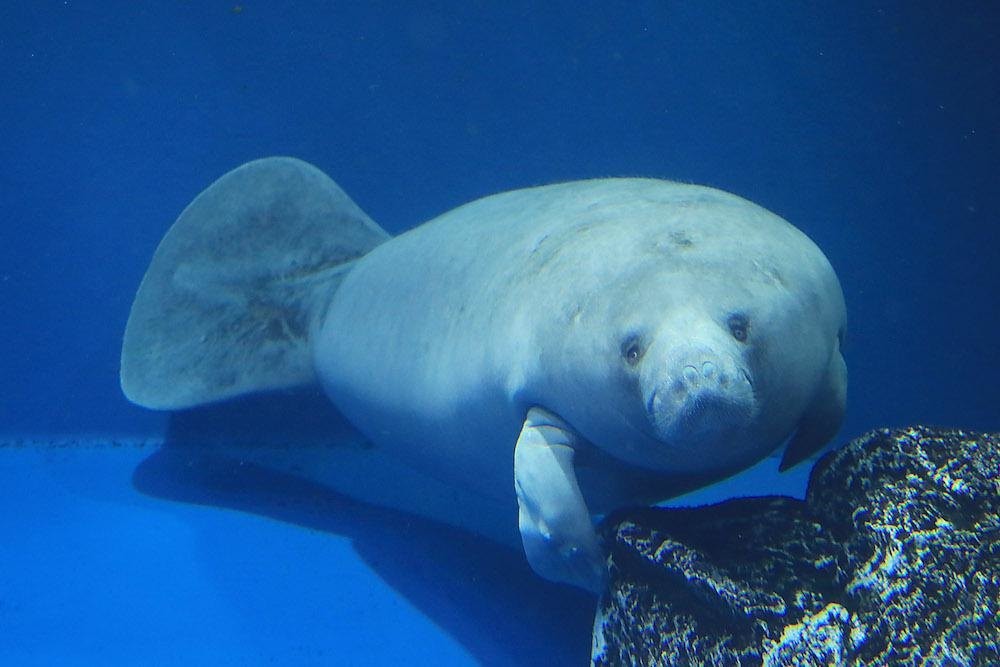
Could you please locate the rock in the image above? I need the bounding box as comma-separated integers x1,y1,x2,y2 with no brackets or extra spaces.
592,426,1000,666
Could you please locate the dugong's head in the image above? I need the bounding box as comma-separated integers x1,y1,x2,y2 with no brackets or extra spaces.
630,306,758,454
531,180,846,480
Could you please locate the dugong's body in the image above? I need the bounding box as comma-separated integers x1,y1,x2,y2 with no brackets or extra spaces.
121,157,847,591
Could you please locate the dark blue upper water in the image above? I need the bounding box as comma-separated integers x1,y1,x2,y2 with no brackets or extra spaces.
2,2,997,665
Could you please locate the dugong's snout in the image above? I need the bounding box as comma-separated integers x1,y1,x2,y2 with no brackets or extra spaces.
644,348,756,448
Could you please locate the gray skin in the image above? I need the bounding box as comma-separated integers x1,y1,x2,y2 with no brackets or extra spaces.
121,158,847,592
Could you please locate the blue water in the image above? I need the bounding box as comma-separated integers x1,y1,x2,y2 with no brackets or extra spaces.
2,2,997,664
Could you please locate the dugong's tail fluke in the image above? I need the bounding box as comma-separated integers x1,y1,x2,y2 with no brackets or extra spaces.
121,157,389,410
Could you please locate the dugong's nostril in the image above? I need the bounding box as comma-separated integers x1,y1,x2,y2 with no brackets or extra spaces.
701,361,716,378
649,391,663,413
682,365,699,385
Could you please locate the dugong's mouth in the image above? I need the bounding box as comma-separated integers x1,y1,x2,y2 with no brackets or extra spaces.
646,365,756,445
649,390,752,441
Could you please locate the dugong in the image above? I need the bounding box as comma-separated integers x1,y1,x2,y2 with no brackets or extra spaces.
121,157,847,591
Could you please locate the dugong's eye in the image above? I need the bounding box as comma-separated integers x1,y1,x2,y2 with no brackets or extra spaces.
727,314,750,342
620,334,645,366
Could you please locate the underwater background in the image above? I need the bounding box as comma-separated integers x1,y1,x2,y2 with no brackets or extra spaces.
1,2,997,665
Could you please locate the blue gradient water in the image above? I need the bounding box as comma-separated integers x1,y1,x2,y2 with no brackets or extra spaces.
2,3,997,664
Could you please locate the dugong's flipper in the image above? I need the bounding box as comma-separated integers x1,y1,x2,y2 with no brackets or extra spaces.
121,157,389,410
780,342,848,471
514,407,607,592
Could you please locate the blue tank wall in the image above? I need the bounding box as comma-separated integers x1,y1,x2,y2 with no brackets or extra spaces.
3,2,995,440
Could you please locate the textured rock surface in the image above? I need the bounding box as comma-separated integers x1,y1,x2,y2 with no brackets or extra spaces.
592,426,999,666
